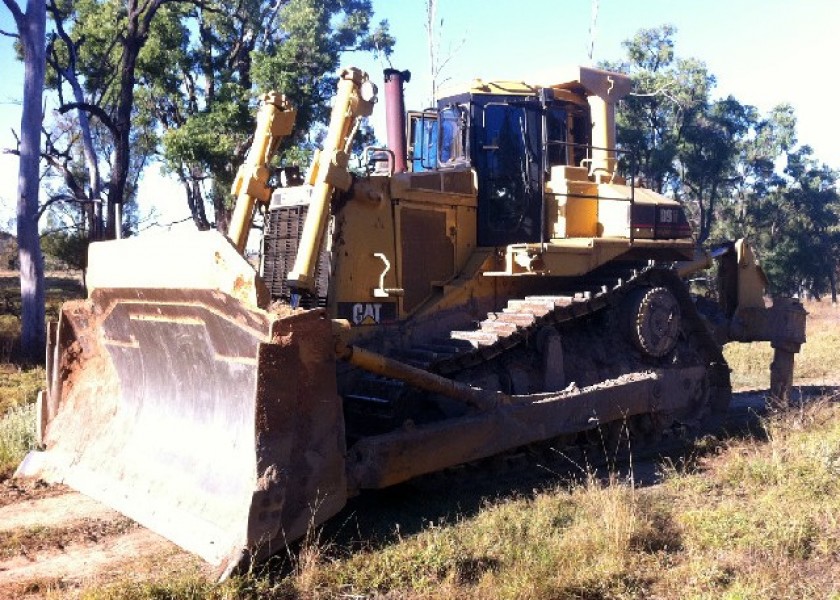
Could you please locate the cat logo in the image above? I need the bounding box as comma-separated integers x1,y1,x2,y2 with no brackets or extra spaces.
338,302,397,326
353,303,382,325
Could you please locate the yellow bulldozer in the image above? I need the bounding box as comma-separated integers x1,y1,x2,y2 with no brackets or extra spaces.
17,66,806,578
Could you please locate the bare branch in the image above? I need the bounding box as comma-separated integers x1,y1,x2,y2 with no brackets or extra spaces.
0,28,18,38
139,215,193,232
37,194,96,220
630,86,680,105
58,102,119,137
2,128,20,156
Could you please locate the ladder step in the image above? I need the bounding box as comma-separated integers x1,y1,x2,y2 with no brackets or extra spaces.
450,330,499,347
494,311,537,326
480,320,518,335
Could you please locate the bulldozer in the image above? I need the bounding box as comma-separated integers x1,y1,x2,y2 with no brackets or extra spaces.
17,65,806,579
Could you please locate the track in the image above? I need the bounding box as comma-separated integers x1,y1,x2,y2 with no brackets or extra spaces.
346,266,732,440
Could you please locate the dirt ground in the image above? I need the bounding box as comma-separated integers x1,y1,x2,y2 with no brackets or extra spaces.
0,484,213,598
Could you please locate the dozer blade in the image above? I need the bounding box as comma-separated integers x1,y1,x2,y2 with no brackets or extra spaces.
16,231,347,578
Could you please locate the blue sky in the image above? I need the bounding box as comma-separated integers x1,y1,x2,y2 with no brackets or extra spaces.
0,0,838,226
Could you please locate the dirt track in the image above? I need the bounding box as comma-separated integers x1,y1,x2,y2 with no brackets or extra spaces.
0,484,213,598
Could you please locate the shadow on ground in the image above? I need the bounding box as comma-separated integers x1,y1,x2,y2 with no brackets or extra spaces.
281,384,838,565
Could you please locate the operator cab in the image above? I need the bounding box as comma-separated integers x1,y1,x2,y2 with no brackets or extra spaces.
409,83,592,246
406,73,692,249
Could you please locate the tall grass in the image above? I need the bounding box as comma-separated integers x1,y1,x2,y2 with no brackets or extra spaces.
0,366,43,416
227,401,837,600
0,402,37,477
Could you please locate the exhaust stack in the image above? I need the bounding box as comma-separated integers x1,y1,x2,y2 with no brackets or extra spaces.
383,68,411,173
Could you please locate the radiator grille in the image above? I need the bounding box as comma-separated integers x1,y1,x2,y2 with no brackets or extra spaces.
261,204,330,308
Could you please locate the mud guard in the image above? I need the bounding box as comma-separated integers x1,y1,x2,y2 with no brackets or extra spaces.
17,232,346,578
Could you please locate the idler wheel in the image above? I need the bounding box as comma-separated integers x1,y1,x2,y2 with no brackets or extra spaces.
627,286,681,358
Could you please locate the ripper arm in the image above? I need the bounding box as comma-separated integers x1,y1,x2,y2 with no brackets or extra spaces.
286,68,378,292
682,239,807,402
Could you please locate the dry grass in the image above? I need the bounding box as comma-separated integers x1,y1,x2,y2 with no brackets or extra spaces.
0,273,81,477
173,401,835,600
653,400,840,599
0,402,37,478
0,273,84,365
0,517,138,560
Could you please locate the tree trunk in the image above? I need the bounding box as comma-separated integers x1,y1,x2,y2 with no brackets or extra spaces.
104,0,163,239
214,200,232,237
51,6,103,240
68,76,103,239
10,0,47,363
181,168,211,230
105,38,139,239
199,10,215,105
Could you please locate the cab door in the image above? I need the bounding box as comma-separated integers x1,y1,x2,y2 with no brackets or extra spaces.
472,99,543,247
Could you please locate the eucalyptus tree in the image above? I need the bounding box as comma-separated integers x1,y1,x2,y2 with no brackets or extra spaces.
604,25,714,196
607,25,759,243
45,0,194,239
1,0,47,361
677,96,755,242
757,148,840,300
158,0,394,233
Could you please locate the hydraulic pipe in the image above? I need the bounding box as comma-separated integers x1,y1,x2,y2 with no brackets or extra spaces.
287,68,377,292
331,317,504,410
676,253,713,278
338,344,505,411
229,93,296,254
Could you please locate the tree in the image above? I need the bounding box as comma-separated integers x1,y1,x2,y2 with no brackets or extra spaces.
604,25,706,195
158,0,394,233
424,0,463,106
607,26,769,244
762,148,839,301
45,0,105,239
678,96,755,242
44,0,197,239
1,0,47,362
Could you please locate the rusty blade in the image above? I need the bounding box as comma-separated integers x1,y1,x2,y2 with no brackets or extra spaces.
18,290,346,577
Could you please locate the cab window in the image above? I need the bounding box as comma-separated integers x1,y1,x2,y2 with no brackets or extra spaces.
438,105,468,167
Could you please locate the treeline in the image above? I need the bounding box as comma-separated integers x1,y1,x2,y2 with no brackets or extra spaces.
606,25,839,300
